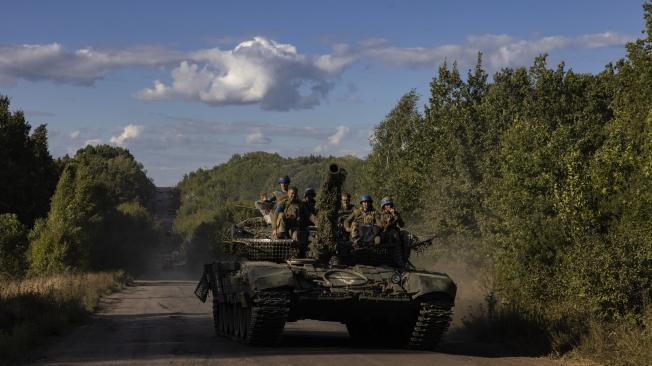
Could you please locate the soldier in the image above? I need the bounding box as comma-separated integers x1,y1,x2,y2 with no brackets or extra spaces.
344,194,381,246
379,197,404,232
266,175,291,228
273,186,315,257
338,192,355,233
267,175,291,203
379,197,406,267
339,192,355,216
303,187,317,218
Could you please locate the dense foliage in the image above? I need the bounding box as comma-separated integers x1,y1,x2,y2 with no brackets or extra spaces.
0,214,28,278
365,3,652,355
0,96,59,226
28,145,158,273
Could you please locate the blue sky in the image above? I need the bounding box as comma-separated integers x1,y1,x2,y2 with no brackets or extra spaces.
1,0,645,185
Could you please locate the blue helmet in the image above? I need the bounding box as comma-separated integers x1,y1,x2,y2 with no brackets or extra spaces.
380,197,394,208
304,187,316,197
360,194,373,203
277,175,290,184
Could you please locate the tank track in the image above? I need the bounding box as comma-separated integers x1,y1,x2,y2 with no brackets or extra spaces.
212,289,290,346
407,299,453,350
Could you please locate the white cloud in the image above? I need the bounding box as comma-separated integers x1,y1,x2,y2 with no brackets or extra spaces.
69,130,80,139
318,32,634,73
137,37,339,111
328,126,350,145
110,124,144,145
0,43,180,85
0,31,634,109
245,128,272,144
315,125,350,153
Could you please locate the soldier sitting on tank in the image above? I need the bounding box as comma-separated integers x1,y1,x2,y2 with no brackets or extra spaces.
266,175,291,203
303,187,317,224
344,194,382,247
272,186,315,257
379,197,407,267
338,192,354,226
265,175,291,228
379,197,404,239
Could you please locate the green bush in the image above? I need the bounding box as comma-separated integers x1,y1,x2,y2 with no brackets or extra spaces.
0,214,28,278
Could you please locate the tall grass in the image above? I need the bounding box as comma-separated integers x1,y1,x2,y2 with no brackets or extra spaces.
572,307,652,366
0,271,130,365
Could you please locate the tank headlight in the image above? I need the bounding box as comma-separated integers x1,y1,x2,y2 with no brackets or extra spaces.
391,273,402,284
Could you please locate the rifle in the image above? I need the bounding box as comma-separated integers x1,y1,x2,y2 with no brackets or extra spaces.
409,235,437,254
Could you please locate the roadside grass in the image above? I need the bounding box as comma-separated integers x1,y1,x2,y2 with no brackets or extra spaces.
0,271,131,365
458,299,652,366
457,302,557,356
570,307,652,366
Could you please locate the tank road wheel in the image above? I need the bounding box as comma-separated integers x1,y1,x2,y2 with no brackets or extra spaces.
407,297,453,350
234,303,243,339
243,290,290,346
240,307,250,340
227,303,235,335
213,290,289,345
212,298,221,335
223,302,233,335
219,303,227,333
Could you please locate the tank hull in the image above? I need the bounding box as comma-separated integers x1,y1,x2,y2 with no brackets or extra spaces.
197,259,455,348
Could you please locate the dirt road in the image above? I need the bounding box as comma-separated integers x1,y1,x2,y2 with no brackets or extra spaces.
30,276,562,366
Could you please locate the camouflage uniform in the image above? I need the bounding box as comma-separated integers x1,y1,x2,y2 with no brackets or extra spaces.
276,198,315,257
268,189,288,230
344,206,381,246
379,199,406,267
379,210,404,231
269,189,288,203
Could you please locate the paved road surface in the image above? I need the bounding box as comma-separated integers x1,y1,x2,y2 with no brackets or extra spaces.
31,278,562,366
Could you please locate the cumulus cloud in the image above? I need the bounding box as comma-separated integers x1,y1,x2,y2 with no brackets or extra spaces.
110,124,144,145
245,128,272,144
137,37,340,111
315,125,350,153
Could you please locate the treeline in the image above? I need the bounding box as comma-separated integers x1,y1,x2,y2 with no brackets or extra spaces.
0,96,160,278
367,3,652,359
173,153,364,265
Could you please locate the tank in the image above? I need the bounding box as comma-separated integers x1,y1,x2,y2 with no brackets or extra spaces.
195,164,456,349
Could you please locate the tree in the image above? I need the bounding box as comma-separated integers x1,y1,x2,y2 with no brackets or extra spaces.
365,90,425,215
0,213,28,278
0,96,59,226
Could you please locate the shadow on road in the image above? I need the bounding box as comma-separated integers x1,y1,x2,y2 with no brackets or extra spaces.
33,309,550,366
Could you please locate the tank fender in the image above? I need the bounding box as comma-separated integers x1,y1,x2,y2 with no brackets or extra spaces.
405,272,457,300
242,262,295,291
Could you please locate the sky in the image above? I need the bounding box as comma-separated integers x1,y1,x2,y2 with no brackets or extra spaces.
0,0,646,186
